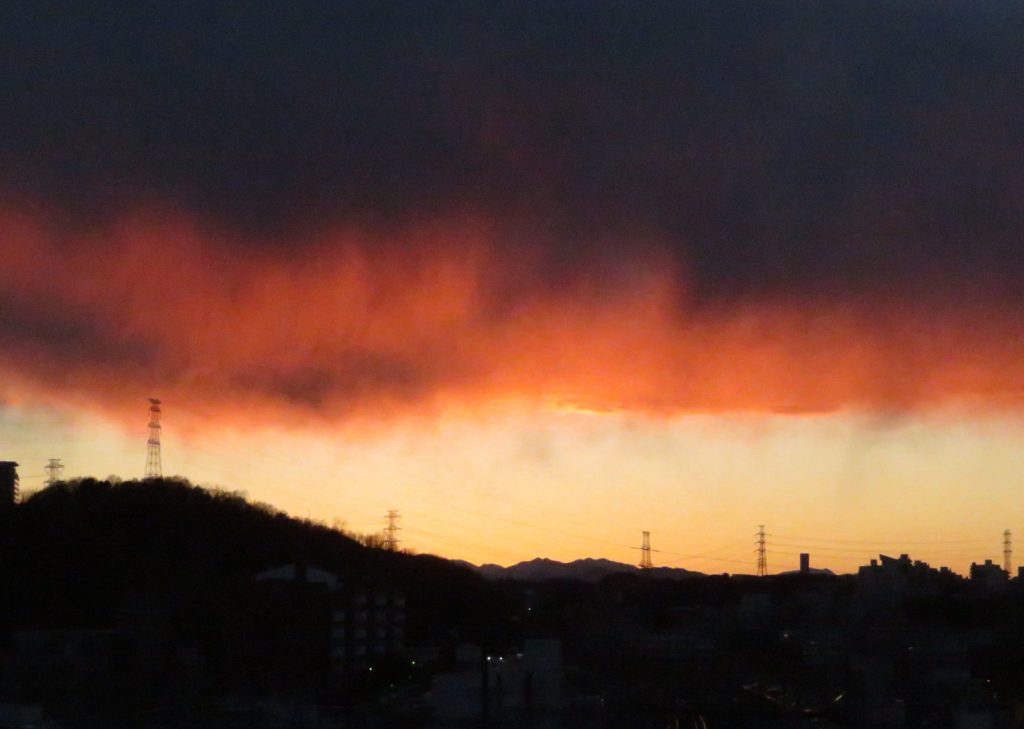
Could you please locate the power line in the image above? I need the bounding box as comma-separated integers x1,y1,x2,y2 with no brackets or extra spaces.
148,429,1004,573
95,422,1013,575
657,539,753,568
767,541,980,555
662,554,753,568
174,445,560,559
401,524,531,563
771,533,990,545
179,436,630,557
771,542,880,553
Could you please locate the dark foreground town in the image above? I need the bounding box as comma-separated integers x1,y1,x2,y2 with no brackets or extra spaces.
1,474,1023,728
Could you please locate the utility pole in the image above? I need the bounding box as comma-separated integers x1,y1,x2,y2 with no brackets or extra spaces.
755,525,768,576
43,458,64,486
383,510,401,551
1004,529,1012,575
145,398,162,479
638,530,653,569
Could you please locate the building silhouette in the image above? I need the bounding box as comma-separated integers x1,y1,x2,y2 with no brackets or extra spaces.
970,558,1008,592
0,461,18,509
252,563,406,689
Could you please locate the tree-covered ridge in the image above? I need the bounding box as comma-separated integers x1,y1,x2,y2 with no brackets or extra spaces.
0,476,508,641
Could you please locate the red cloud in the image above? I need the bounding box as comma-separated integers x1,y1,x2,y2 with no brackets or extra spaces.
2,207,1023,430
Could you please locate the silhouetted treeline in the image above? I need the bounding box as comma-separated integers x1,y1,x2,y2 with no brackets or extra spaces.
1,477,505,633
0,477,513,722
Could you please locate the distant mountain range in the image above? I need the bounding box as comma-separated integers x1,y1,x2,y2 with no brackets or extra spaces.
452,557,706,583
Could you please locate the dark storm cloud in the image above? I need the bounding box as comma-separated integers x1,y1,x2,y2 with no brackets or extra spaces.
0,297,153,371
230,354,434,410
3,1,1024,301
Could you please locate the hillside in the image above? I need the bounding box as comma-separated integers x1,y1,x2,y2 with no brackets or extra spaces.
0,477,509,643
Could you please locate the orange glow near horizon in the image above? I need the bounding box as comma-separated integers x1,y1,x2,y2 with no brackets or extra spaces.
4,209,1024,576
4,402,1023,576
3,208,1024,430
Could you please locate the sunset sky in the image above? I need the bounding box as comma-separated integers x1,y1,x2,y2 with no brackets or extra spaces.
3,2,1024,573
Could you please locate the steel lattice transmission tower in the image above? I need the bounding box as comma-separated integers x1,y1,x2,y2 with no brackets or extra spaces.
383,510,401,551
755,525,768,576
638,530,654,569
44,458,64,486
145,398,162,479
1004,529,1012,574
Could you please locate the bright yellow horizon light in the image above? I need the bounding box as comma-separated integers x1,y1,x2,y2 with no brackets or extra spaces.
3,401,1022,576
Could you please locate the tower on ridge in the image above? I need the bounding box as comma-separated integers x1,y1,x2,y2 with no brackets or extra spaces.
44,458,64,486
145,398,162,479
383,510,401,551
638,530,653,569
755,525,768,576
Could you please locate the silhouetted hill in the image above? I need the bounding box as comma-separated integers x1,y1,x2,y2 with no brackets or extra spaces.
0,477,510,643
469,557,704,582
778,567,836,576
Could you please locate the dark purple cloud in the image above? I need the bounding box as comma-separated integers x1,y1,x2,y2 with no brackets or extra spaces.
2,2,1023,301
3,3,1024,422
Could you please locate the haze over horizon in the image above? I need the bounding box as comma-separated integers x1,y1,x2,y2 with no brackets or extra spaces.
3,2,1024,575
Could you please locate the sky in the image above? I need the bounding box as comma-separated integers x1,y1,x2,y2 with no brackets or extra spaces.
3,2,1024,573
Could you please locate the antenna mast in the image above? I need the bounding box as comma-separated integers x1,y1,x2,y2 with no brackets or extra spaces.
1004,529,1012,574
145,398,162,478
